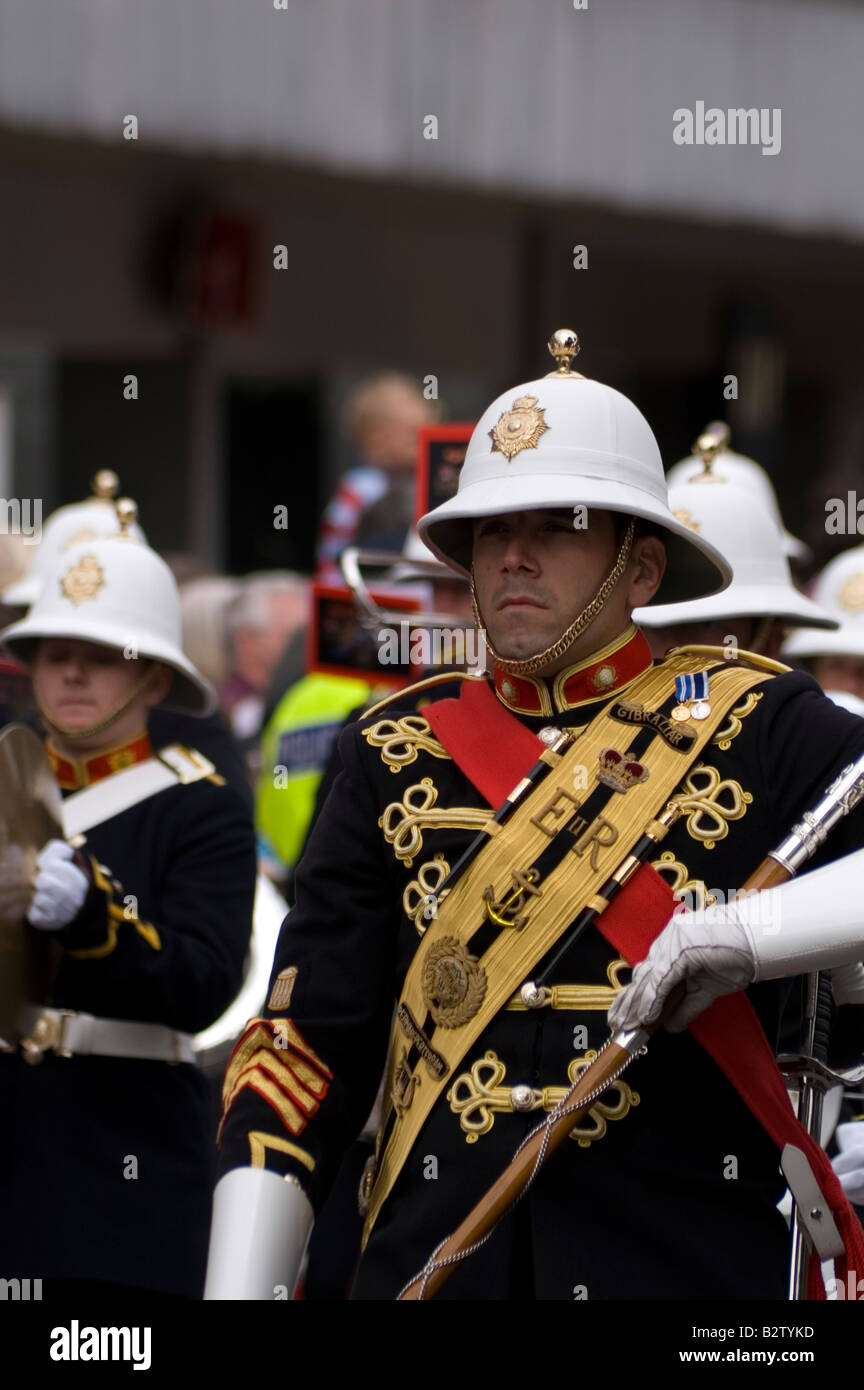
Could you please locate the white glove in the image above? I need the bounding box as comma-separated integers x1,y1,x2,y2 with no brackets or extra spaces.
609,850,864,1035
832,1121,864,1206
607,902,757,1035
27,839,90,932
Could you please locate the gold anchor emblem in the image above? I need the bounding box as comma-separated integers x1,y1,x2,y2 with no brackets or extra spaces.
482,867,542,930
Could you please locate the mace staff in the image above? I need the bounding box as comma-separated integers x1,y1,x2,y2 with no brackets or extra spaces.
397,748,864,1301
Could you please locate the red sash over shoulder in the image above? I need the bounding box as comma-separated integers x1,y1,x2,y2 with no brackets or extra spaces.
425,677,544,807
426,675,864,1298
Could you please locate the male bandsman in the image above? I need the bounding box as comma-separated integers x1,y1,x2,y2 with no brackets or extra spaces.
208,331,864,1301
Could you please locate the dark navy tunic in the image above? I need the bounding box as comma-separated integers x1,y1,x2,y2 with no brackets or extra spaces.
218,662,864,1300
0,766,256,1297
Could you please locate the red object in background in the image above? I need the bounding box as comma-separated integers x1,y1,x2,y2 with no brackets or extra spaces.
193,214,256,327
306,584,422,687
414,424,474,525
0,655,37,724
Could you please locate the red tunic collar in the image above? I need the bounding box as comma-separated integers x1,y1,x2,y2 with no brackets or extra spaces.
492,624,653,716
46,732,153,790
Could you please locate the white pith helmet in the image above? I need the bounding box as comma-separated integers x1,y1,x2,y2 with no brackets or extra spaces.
0,523,215,715
782,545,864,662
665,423,809,564
417,330,732,606
2,470,147,607
634,478,836,631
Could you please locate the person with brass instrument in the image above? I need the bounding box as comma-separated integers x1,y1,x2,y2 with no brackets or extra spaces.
207,330,864,1301
0,522,256,1299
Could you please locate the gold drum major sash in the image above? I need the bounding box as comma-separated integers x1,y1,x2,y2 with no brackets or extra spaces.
361,656,771,1243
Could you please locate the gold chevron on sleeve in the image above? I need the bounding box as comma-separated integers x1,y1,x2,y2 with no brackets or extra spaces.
273,1018,333,1076
219,1018,333,1140
248,1131,316,1171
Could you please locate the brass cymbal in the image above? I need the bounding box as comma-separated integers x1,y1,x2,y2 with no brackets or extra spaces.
0,724,63,1042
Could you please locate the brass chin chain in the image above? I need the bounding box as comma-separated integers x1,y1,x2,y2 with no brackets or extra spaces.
472,520,635,677
38,663,161,740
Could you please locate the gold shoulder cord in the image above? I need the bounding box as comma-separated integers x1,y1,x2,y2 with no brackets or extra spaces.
361,657,772,1243
664,644,790,676
362,671,485,720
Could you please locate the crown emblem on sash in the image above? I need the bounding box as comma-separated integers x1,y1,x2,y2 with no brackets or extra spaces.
596,748,649,793
489,395,549,461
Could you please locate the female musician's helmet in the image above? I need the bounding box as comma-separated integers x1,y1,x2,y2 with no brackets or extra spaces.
1,533,215,714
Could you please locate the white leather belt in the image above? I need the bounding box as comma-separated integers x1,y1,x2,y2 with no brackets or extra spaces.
18,1006,196,1066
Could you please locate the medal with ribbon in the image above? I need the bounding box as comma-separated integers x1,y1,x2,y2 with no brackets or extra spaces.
671,670,711,722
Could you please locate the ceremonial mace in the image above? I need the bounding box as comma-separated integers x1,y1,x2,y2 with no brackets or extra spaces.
398,750,864,1301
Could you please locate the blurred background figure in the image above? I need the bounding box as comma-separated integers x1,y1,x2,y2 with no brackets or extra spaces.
665,421,811,570
179,574,243,690
636,425,836,659
256,529,471,895
2,471,147,611
219,572,308,751
0,531,35,723
0,531,30,603
315,374,437,581
783,546,864,705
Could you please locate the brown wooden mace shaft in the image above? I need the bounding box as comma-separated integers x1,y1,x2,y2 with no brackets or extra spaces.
397,853,791,1301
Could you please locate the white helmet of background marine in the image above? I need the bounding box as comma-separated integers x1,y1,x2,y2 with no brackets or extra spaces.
665,423,810,564
0,505,215,714
634,463,836,634
2,470,147,607
782,545,864,664
418,329,732,670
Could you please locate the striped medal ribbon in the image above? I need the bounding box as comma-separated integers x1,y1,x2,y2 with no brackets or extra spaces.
671,669,711,722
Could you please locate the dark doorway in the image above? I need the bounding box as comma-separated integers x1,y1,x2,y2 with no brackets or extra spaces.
224,378,320,575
